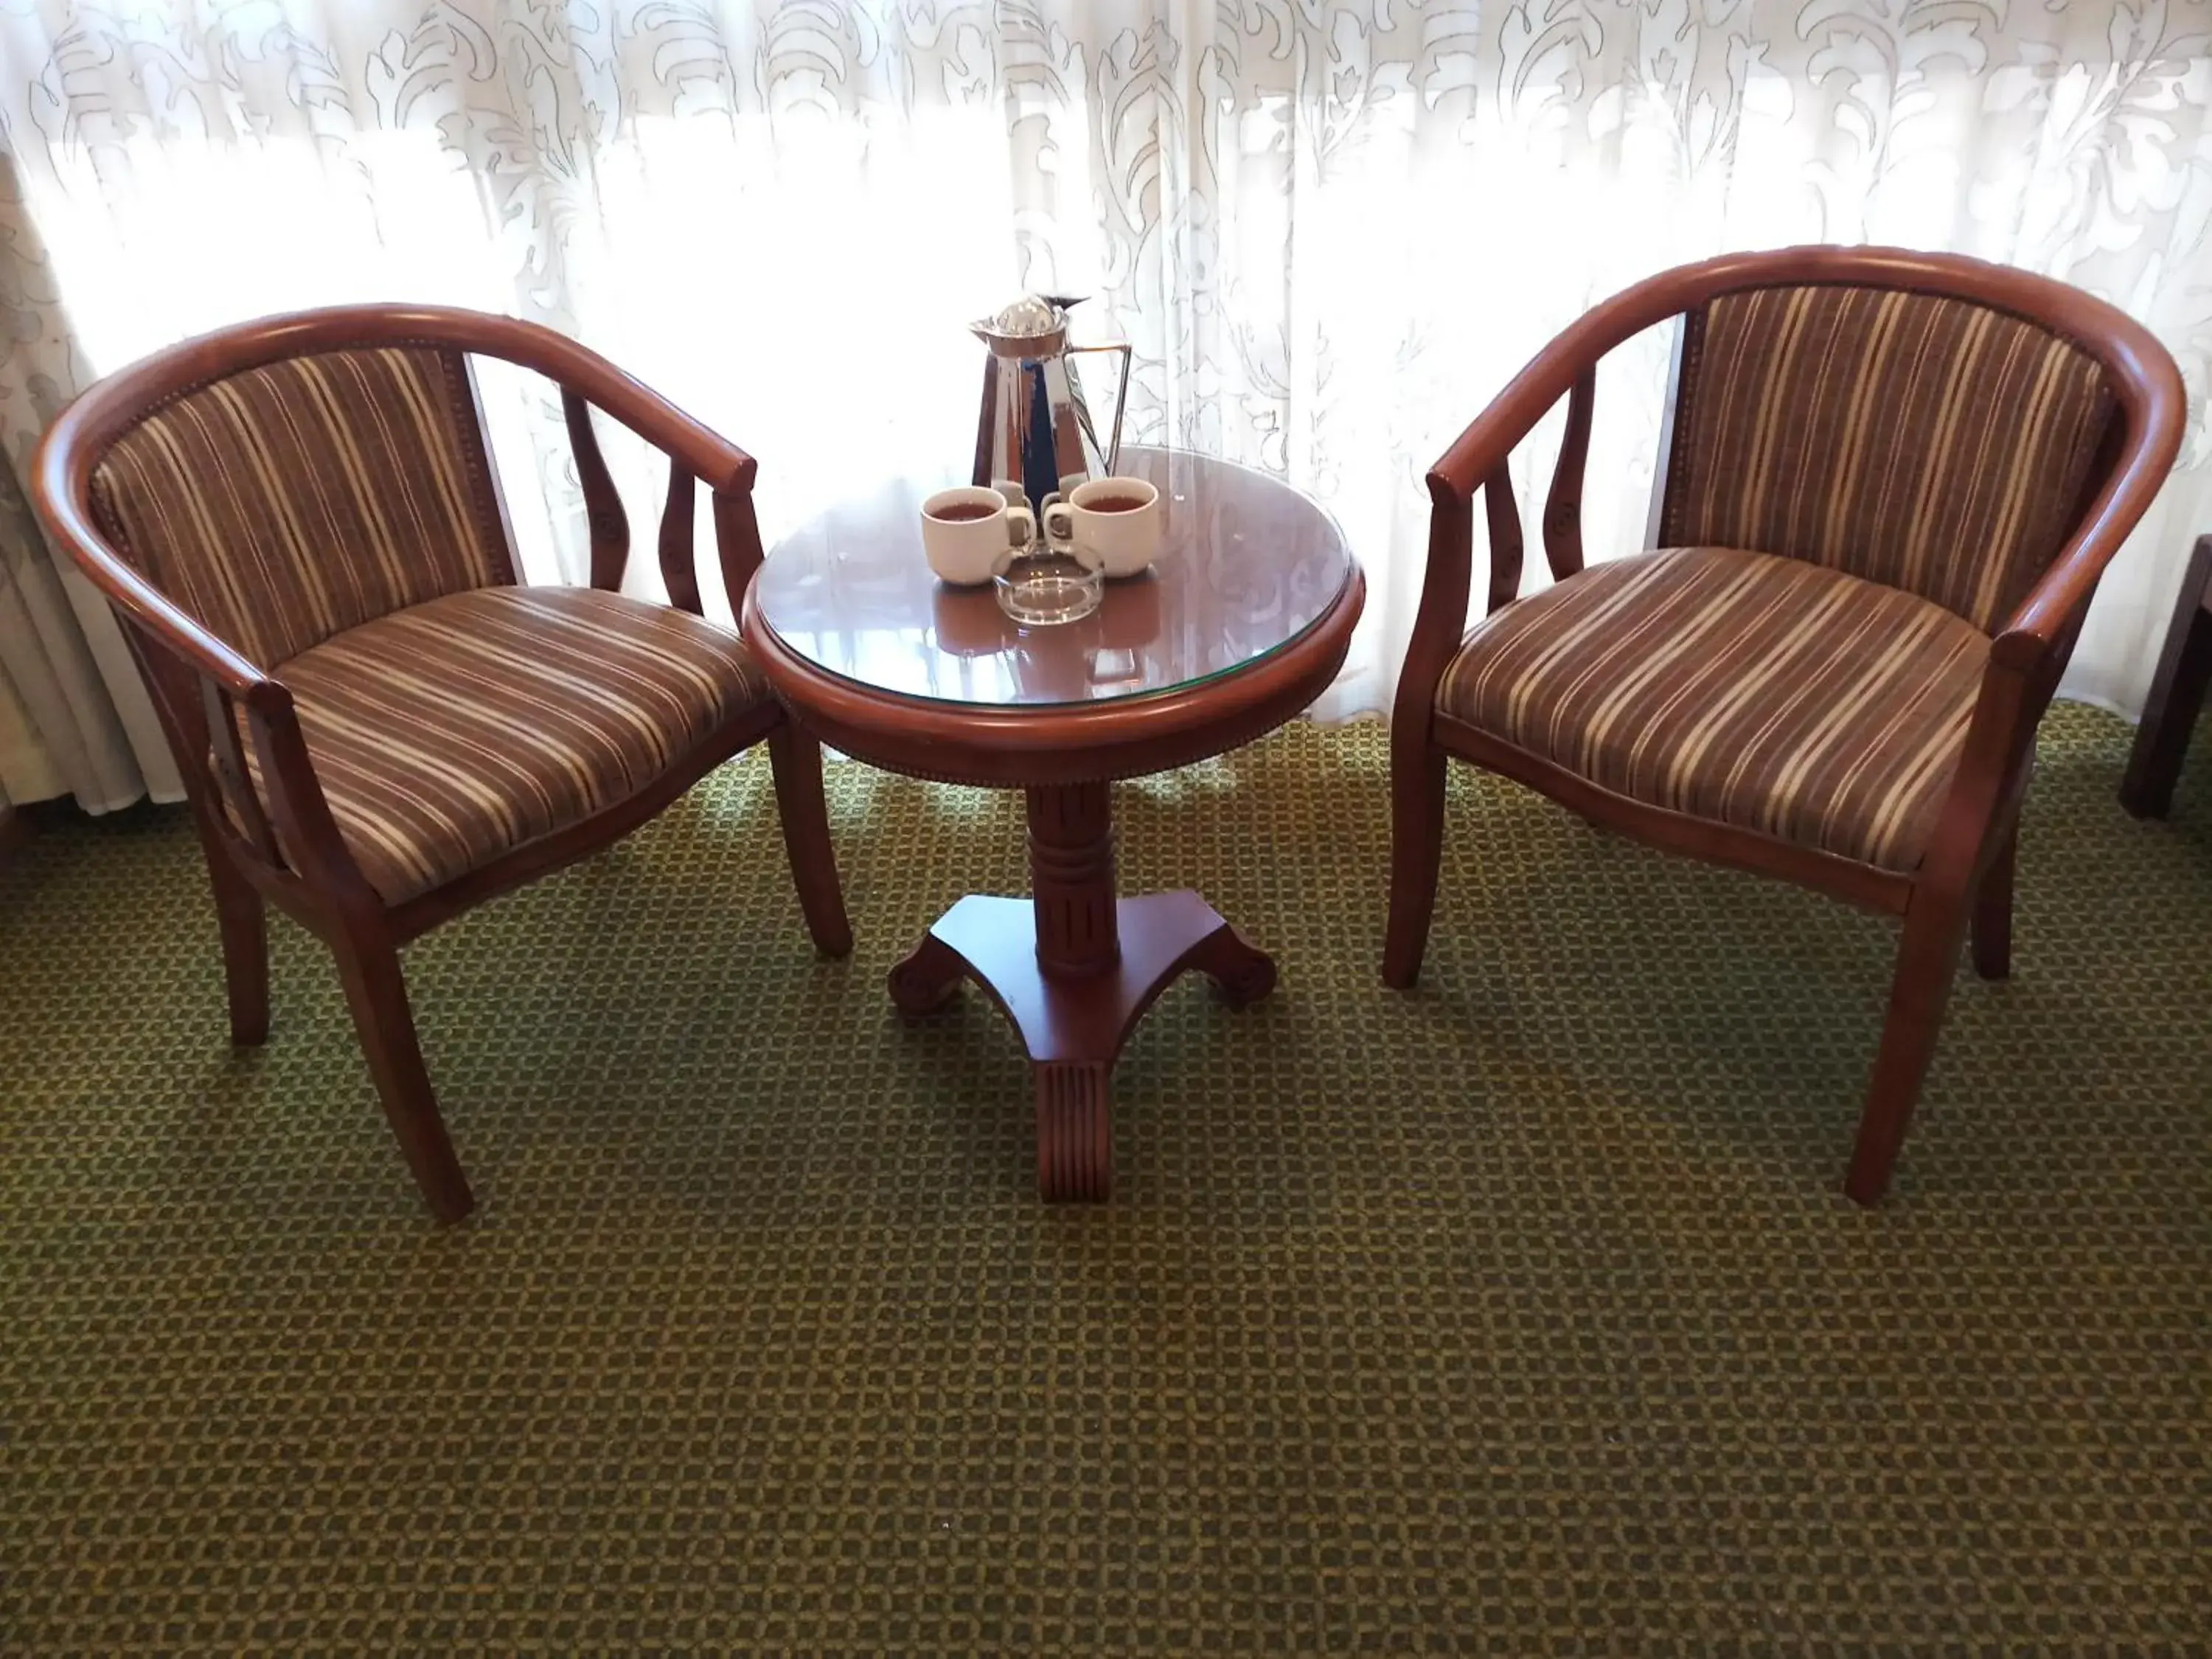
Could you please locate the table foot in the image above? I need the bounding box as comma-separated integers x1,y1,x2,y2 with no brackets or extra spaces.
890,891,1276,1200
1036,1062,1113,1200
888,933,967,1015
1187,922,1278,1008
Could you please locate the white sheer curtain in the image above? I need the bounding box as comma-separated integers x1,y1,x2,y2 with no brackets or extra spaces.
2,0,2209,807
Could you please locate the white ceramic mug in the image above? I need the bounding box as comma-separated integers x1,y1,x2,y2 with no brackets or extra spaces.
1041,476,1162,578
921,486,1037,586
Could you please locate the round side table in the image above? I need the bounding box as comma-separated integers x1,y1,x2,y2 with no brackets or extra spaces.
742,448,1364,1200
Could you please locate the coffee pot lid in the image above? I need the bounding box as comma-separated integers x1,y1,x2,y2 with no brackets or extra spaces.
970,292,1089,353
990,295,1063,336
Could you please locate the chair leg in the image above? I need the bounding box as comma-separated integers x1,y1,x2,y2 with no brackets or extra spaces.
206,851,270,1046
330,926,474,1223
2120,538,2212,819
1844,886,1972,1207
767,722,854,959
1382,742,1448,990
1970,827,2015,983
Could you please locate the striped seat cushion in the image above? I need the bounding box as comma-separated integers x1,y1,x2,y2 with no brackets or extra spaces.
1662,285,2115,630
90,346,513,668
1436,546,1990,872
239,587,770,905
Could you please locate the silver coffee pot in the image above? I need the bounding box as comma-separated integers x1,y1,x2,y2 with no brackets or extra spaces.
970,294,1131,512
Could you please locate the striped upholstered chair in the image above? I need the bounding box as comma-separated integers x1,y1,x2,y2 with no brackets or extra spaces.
33,307,853,1221
1385,248,2184,1204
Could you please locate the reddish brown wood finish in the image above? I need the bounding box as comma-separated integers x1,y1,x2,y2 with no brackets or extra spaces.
1027,782,1121,978
658,462,703,614
745,449,1360,780
563,386,630,591
748,451,1360,1199
32,304,853,1222
1541,368,1593,582
888,883,1276,1200
1385,246,2188,1206
2120,534,2212,818
1972,826,2017,982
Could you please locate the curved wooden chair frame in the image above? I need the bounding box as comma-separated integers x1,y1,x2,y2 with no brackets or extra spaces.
32,305,854,1222
1382,246,2186,1205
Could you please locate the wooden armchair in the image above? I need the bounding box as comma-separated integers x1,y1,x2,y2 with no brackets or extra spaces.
1383,248,2185,1204
2118,534,2212,818
32,306,854,1222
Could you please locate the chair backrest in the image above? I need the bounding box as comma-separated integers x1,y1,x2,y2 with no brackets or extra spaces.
86,344,515,668
1657,283,2118,632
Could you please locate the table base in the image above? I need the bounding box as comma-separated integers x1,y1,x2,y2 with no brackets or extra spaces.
888,890,1276,1200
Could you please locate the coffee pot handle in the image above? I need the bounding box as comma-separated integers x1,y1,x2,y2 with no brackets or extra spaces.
1066,342,1133,473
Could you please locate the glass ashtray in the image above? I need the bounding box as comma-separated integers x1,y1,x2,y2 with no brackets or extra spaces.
992,544,1104,626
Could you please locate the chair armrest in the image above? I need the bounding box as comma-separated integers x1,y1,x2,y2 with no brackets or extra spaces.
1927,337,2185,892
22,547,360,894
229,675,385,897
30,394,268,699
29,428,271,700
1402,263,1719,738
318,308,759,495
518,335,758,498
1428,336,1610,505
41,303,768,630
476,317,758,608
1991,338,2188,669
1428,260,1711,504
32,398,378,892
1398,329,1626,738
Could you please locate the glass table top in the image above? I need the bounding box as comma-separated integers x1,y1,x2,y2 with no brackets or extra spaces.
751,448,1355,709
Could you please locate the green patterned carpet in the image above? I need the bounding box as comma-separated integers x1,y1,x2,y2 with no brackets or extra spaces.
3,706,2207,1654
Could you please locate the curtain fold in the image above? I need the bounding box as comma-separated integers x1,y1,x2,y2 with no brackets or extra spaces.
1,147,179,810
1,0,2208,806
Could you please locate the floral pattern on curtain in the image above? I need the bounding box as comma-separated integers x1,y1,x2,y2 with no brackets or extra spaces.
1,0,2208,807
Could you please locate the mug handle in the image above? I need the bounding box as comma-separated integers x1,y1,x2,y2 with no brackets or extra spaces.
1004,504,1036,549
1043,501,1076,546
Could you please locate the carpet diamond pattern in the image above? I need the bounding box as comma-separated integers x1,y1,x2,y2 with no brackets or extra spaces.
2,706,2207,1652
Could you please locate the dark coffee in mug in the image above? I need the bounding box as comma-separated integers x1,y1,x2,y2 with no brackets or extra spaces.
1080,493,1150,514
928,500,1001,522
